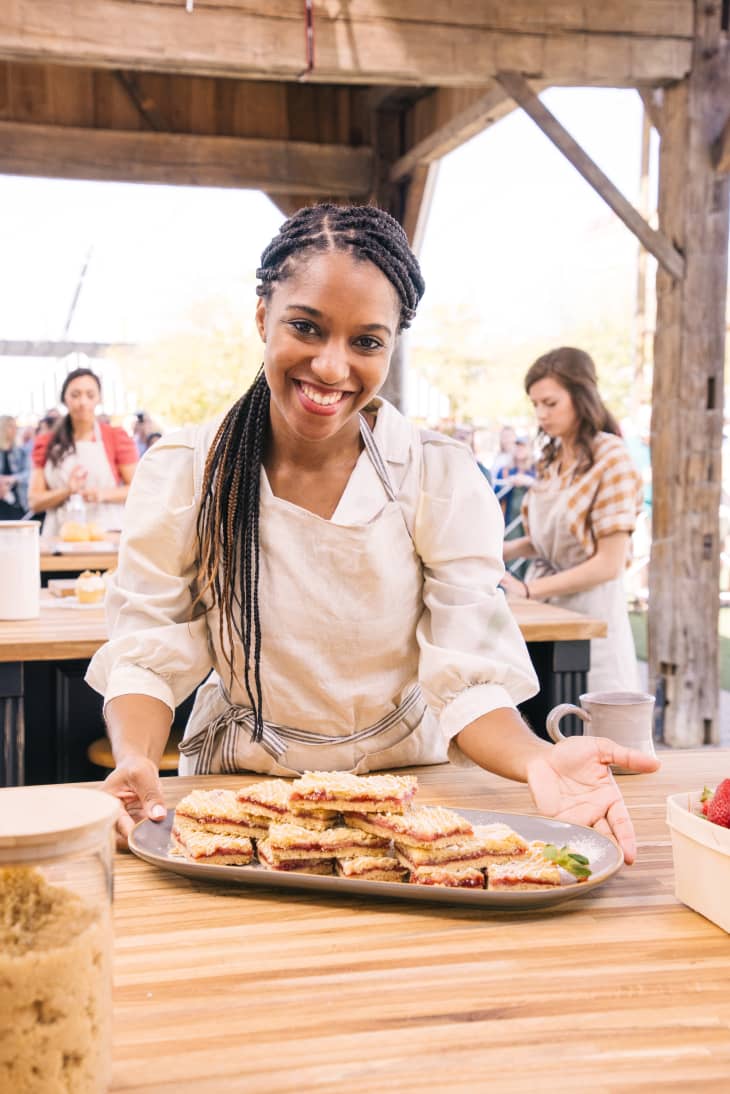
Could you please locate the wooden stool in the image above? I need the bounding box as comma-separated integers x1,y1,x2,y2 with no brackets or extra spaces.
87,729,184,774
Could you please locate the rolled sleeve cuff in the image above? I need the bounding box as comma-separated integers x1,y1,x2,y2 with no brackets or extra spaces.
85,662,177,717
439,683,518,768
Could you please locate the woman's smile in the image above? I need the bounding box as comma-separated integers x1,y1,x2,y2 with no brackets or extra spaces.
294,379,354,415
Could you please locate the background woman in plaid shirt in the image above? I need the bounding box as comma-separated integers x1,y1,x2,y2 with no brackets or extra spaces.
502,347,643,693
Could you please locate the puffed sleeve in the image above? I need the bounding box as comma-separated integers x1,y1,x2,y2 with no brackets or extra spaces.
589,441,643,539
85,428,213,714
414,439,539,763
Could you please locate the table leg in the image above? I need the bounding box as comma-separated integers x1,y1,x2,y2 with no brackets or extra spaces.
519,640,590,741
0,662,25,787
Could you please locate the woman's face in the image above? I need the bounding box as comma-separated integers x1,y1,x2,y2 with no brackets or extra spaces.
256,250,400,445
63,376,101,424
528,376,578,442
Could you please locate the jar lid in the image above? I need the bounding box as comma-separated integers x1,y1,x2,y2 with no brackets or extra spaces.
0,787,119,859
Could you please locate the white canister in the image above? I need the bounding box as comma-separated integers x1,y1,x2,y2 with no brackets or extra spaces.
0,521,40,620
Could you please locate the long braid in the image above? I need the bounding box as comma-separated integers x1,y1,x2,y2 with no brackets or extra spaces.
197,203,425,749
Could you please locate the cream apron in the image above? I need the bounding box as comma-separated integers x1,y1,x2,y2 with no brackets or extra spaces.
43,422,125,537
525,472,640,693
178,418,448,776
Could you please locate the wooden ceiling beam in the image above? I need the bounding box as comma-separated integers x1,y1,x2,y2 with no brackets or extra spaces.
0,121,374,194
0,2,693,86
390,82,546,182
496,70,685,281
0,341,131,357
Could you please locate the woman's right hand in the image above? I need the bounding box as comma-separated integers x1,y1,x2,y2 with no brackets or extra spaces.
67,465,88,494
102,756,168,849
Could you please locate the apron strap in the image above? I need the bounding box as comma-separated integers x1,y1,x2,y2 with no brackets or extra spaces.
178,684,426,775
359,415,397,502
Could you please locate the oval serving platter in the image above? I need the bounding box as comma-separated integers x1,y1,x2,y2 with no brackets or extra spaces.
129,808,623,911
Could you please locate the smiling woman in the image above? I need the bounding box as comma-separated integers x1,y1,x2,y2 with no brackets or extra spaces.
84,203,658,862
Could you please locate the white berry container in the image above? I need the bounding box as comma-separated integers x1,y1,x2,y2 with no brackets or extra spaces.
666,789,730,933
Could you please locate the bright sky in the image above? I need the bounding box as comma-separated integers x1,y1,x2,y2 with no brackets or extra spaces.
0,87,654,413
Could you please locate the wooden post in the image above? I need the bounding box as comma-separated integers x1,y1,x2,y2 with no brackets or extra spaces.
650,4,730,745
633,105,652,416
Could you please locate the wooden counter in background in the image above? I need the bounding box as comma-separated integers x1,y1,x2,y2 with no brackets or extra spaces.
0,593,606,786
108,751,730,1091
1,593,606,663
40,550,118,574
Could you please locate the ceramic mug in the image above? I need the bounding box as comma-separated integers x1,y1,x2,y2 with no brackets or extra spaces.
546,691,657,775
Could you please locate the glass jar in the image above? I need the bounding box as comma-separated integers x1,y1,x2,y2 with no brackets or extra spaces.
59,492,89,543
0,520,40,620
0,787,119,1093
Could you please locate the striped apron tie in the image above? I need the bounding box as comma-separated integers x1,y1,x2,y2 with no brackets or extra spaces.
178,683,427,775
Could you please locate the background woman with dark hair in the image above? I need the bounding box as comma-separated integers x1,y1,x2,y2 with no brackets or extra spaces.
86,208,656,854
502,347,643,693
28,368,138,535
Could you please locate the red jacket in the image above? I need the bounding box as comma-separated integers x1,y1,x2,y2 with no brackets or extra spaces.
32,422,138,484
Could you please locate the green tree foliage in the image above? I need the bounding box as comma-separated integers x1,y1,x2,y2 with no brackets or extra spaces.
409,302,637,425
112,288,262,428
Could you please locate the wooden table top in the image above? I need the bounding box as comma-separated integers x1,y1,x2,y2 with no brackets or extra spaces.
40,550,118,573
0,592,605,663
107,750,730,1091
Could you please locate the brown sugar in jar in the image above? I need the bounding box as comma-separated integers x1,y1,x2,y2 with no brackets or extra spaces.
0,788,119,1093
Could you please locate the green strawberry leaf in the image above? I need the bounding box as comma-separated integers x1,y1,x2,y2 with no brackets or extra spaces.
542,843,592,880
700,786,714,803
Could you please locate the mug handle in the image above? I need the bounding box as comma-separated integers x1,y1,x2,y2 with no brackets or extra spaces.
546,704,591,743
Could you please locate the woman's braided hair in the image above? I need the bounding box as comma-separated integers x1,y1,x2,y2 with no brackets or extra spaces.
196,203,425,743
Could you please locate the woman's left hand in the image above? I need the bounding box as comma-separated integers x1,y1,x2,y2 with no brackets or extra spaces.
500,572,528,598
525,736,660,864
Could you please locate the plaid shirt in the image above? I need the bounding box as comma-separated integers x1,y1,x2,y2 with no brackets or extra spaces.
522,432,643,557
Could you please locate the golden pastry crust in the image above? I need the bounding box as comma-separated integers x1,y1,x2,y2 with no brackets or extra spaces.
487,854,561,890
289,771,418,813
174,789,268,837
266,822,390,860
394,823,529,869
235,779,293,820
171,823,253,865
408,864,485,889
346,805,473,848
336,856,408,882
257,839,334,875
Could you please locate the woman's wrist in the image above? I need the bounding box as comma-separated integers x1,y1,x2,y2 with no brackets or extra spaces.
520,579,531,598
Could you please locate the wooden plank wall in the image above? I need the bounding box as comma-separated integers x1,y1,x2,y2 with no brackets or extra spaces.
0,61,371,144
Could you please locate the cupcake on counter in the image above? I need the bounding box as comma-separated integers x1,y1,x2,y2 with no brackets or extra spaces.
75,570,106,604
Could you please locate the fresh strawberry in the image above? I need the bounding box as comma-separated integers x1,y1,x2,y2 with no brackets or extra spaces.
706,778,730,829
700,786,714,817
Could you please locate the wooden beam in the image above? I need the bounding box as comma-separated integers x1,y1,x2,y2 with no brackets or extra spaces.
711,112,730,172
390,83,530,181
401,162,439,253
0,2,694,86
495,70,685,281
637,86,665,135
0,341,132,357
649,1,730,745
0,121,374,194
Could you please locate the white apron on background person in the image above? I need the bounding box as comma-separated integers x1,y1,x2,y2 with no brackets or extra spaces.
41,422,125,537
525,472,641,693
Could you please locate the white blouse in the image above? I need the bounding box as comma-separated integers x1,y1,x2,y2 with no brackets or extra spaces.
86,399,538,770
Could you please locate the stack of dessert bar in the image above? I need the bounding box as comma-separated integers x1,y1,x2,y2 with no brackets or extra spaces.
170,772,567,890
